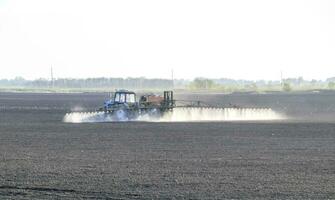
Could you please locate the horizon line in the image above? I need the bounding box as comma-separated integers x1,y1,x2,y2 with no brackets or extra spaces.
1,76,334,82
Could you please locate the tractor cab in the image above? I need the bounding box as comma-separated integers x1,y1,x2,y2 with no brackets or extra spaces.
103,90,137,112
113,90,136,104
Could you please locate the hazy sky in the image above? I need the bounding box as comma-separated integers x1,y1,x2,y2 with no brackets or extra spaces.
0,0,334,80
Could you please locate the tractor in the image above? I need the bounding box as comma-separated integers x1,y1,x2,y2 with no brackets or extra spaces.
98,90,175,120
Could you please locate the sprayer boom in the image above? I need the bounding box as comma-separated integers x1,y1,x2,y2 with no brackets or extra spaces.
64,90,284,123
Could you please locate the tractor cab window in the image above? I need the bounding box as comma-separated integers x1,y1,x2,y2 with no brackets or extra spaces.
119,93,126,103
114,93,126,103
126,93,136,103
115,92,135,103
114,93,120,102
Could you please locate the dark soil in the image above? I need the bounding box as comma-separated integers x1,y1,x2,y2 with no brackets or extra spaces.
0,92,334,199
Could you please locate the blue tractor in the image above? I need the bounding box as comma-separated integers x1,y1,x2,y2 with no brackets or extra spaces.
99,90,174,120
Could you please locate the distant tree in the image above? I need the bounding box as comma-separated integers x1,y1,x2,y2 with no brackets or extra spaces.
252,83,258,91
190,78,216,90
311,79,318,85
282,82,292,92
326,77,335,82
297,76,304,85
13,76,26,86
328,82,335,89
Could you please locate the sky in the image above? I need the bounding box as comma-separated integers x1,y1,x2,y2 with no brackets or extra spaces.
0,0,335,81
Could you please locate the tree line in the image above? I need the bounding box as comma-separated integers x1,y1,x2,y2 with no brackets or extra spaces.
1,76,335,92
0,77,174,89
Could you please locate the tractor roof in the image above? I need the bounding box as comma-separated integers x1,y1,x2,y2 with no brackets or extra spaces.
115,89,135,94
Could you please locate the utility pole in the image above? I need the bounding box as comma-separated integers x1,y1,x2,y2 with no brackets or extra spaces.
280,70,283,87
51,65,54,88
171,68,174,90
